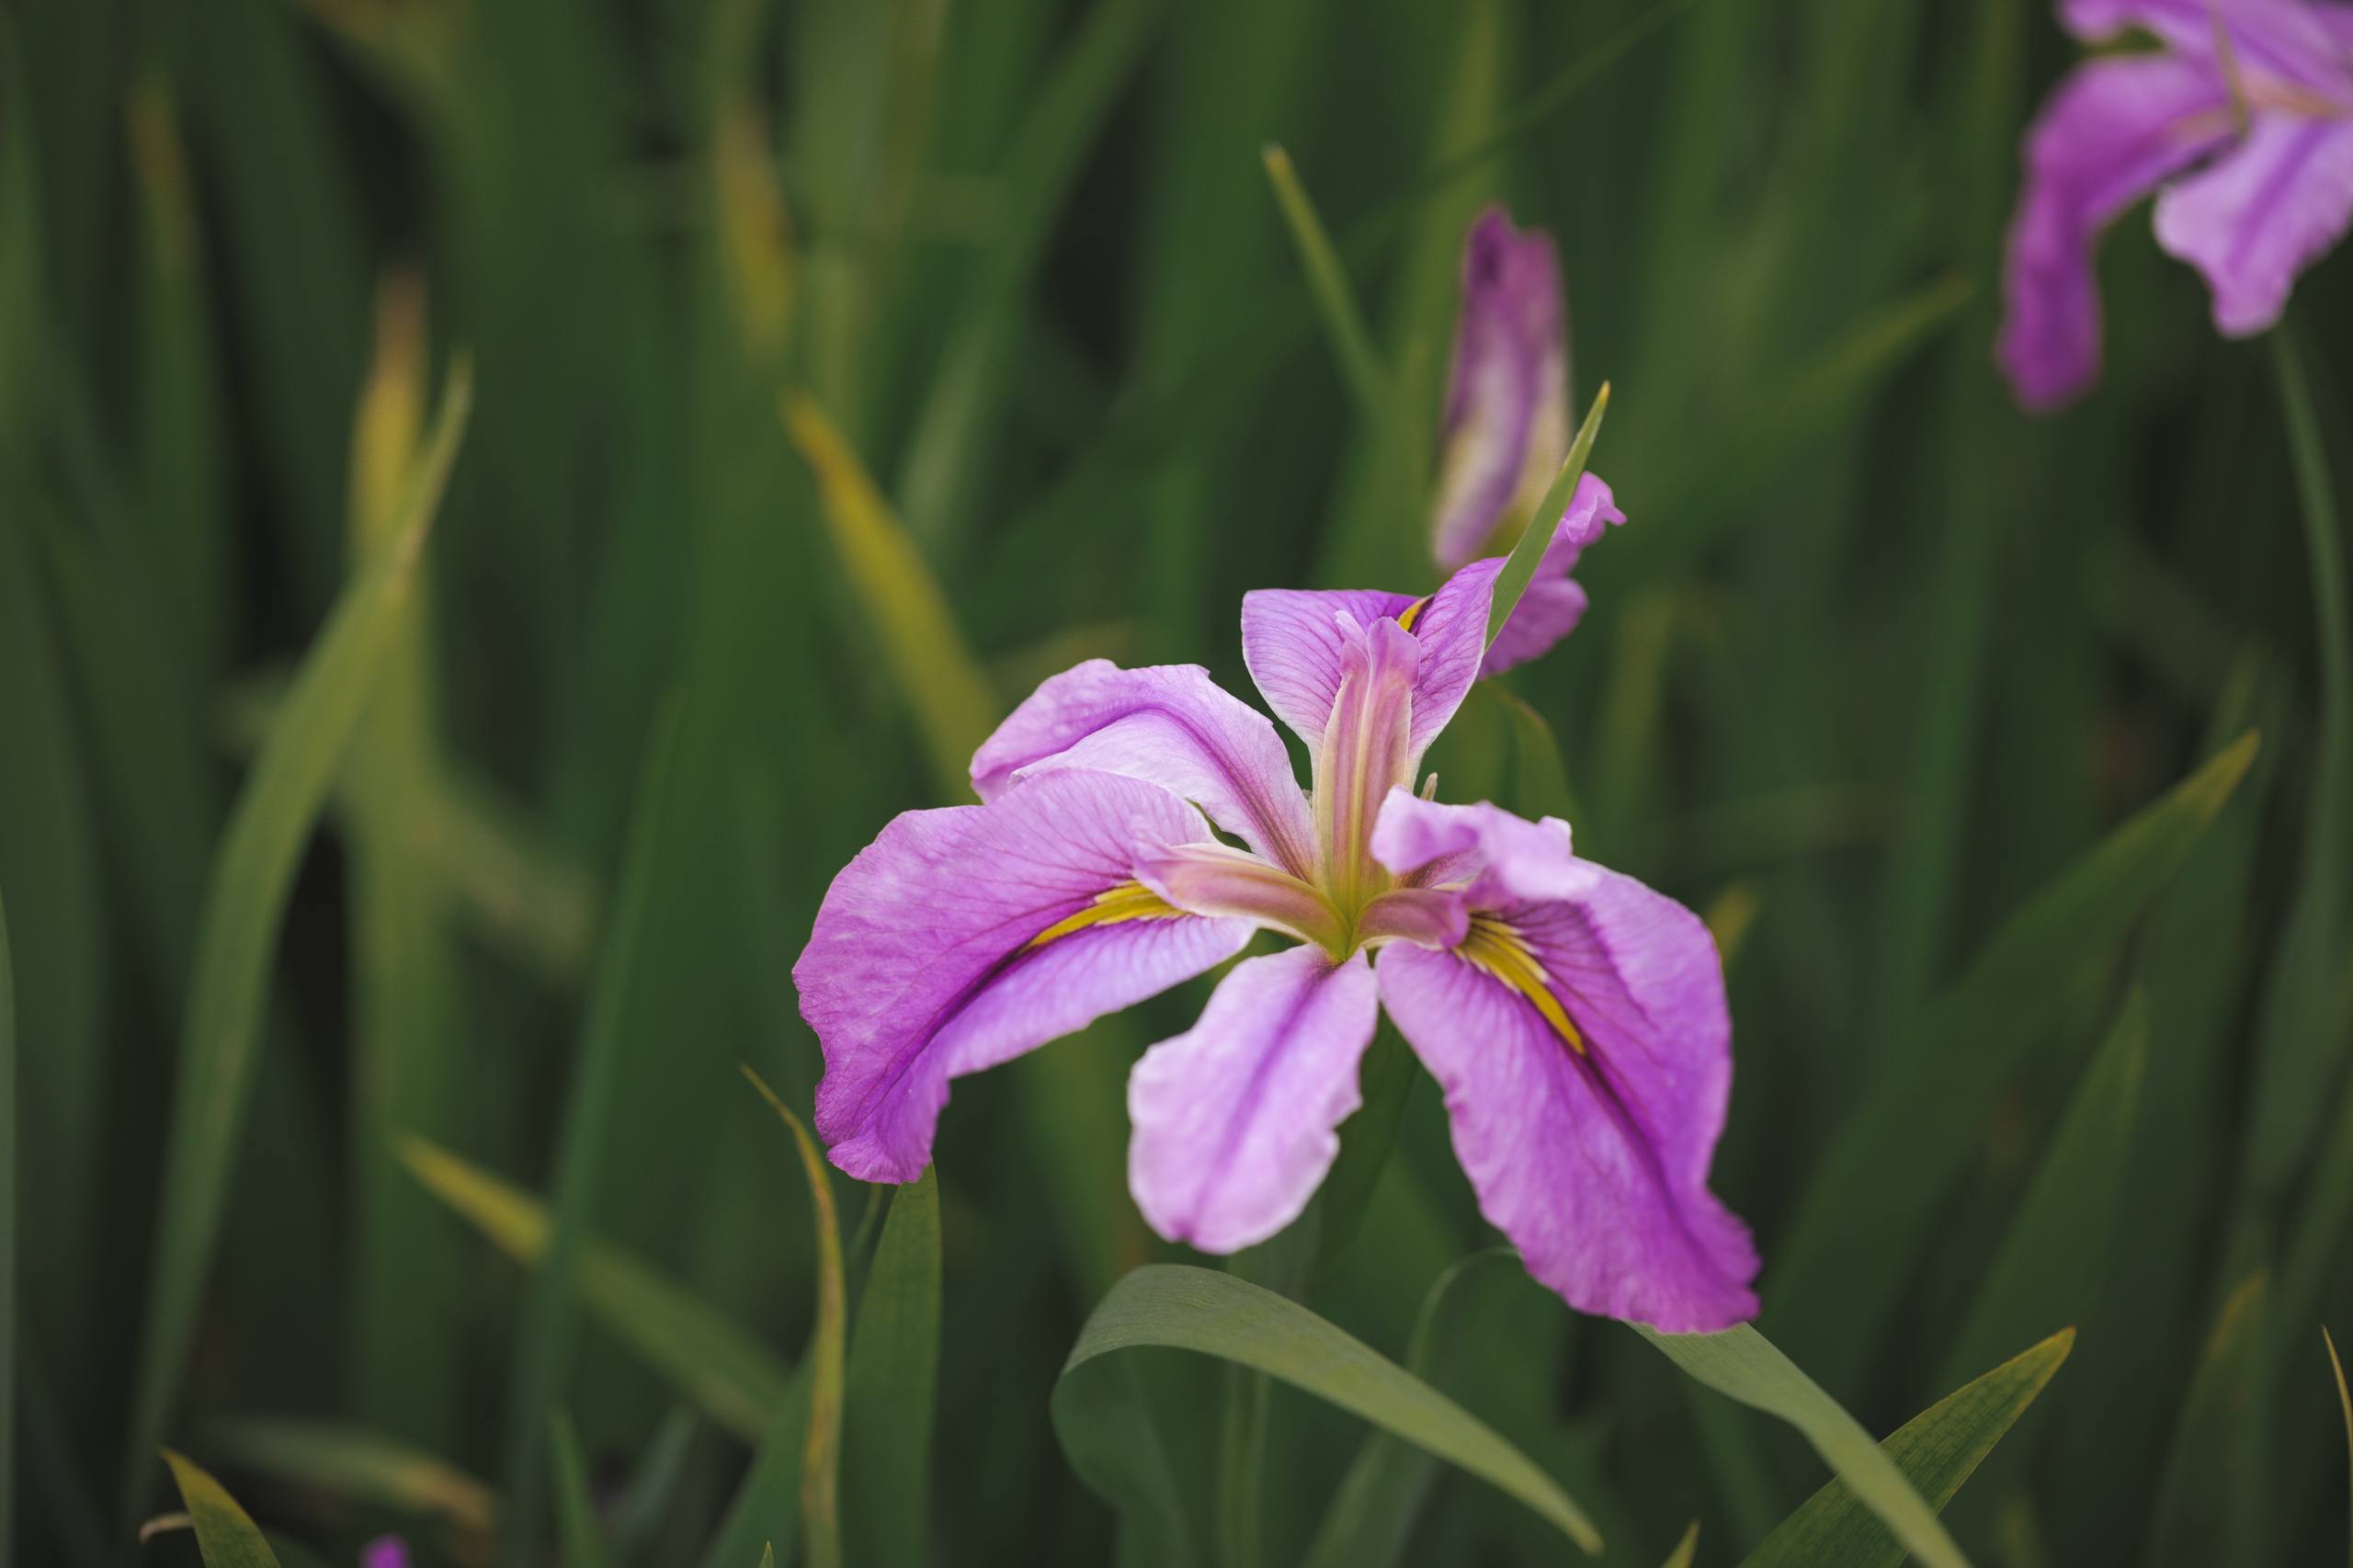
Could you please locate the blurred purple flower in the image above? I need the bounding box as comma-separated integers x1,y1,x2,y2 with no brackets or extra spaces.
359,1537,408,1568
1999,0,2353,408
793,490,1759,1333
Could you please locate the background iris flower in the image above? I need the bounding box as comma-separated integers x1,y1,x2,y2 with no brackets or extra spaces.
1999,0,2353,406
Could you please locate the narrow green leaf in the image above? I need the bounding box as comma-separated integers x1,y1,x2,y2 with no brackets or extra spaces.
1055,1264,1600,1555
1663,1522,1701,1568
744,1068,847,1568
2149,1271,2269,1568
1938,995,2147,1392
1262,144,1387,419
844,1169,941,1568
401,1138,789,1439
203,1420,497,1536
1485,384,1608,649
120,363,472,1531
759,1549,776,1568
1739,1328,2074,1568
502,699,686,1562
2327,1327,2353,1568
550,1410,608,1568
701,1361,820,1568
1768,733,2257,1387
1300,1250,1518,1568
1636,1324,1966,1568
782,391,998,799
163,1450,282,1568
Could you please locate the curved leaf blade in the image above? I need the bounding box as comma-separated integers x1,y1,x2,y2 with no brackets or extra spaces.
844,1169,941,1568
1636,1323,1965,1568
1055,1264,1600,1555
163,1450,281,1568
1739,1328,2074,1567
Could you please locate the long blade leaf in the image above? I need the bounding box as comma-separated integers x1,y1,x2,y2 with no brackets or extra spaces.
163,1450,282,1568
844,1169,941,1568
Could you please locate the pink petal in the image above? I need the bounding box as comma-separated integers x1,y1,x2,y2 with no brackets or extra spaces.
1128,945,1380,1253
1374,864,1757,1333
1370,789,1586,906
1997,52,2233,408
797,769,1255,1182
971,660,1318,877
2154,113,2353,336
1241,587,1417,745
1431,209,1570,572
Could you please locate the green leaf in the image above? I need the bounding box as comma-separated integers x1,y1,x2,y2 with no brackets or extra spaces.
1485,384,1608,650
744,1068,847,1568
2149,1271,2268,1568
1938,994,2147,1392
1300,1250,1518,1568
782,391,998,801
163,1450,283,1568
1262,144,1386,419
501,699,687,1560
202,1420,498,1536
699,1362,817,1568
401,1138,789,1440
844,1169,942,1568
550,1409,608,1568
1663,1522,1701,1568
1768,733,2258,1388
1054,1264,1600,1559
1738,1328,2074,1568
120,363,472,1531
1634,1324,1964,1568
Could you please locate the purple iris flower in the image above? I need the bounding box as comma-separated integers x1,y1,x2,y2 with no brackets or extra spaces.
793,491,1760,1333
359,1537,409,1568
1999,0,2353,409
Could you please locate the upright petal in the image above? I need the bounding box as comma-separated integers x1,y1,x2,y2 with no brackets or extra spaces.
1128,945,1381,1252
1431,209,1569,572
1375,863,1758,1333
1998,53,2234,408
2153,114,2353,336
797,769,1255,1183
971,660,1318,877
1242,587,1417,745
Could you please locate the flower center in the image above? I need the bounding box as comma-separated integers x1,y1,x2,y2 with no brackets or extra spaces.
1461,915,1586,1054
1311,615,1420,940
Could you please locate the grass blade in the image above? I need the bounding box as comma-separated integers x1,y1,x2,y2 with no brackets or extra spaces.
743,1068,847,1568
1737,1329,2075,1568
0,888,12,1568
844,1169,941,1568
550,1409,608,1568
1262,145,1387,420
162,1450,282,1568
1768,733,2257,1387
1635,1324,1966,1568
1054,1264,1601,1555
202,1420,498,1537
1486,384,1608,649
782,391,998,799
1937,994,2147,1392
1663,1522,1701,1568
120,363,472,1531
500,699,686,1561
401,1137,790,1440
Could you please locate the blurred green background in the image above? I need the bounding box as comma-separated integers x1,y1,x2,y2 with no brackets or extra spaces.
4,0,2352,1563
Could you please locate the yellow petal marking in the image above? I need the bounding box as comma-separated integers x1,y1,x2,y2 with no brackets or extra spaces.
1461,916,1586,1054
1023,881,1184,950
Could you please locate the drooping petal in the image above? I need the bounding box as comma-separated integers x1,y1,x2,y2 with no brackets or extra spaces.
1134,841,1345,950
1370,789,1586,905
1358,884,1471,949
1431,209,1569,572
797,769,1255,1183
1477,473,1626,678
2063,0,2353,88
1127,945,1381,1253
970,659,1318,877
1997,52,2234,409
2153,113,2353,336
1242,586,1417,745
1374,865,1758,1333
